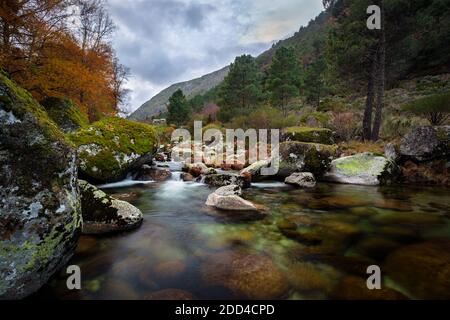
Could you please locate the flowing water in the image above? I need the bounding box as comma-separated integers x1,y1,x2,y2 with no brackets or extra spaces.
34,163,450,300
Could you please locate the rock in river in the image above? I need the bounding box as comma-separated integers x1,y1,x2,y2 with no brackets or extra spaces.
324,153,399,186
78,180,143,234
384,240,450,299
278,141,338,178
204,173,249,188
0,73,82,299
285,172,316,188
205,185,257,211
68,117,158,183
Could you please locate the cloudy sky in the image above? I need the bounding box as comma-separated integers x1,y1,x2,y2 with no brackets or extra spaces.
106,0,324,113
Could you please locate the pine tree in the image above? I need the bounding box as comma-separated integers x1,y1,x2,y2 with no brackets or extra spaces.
266,47,301,116
167,89,190,126
218,54,263,122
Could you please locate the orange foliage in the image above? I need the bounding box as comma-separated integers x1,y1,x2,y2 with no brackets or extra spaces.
1,0,125,122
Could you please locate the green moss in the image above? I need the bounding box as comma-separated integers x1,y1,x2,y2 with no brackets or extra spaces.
335,157,379,175
284,126,333,144
68,117,159,182
0,73,65,141
41,97,89,132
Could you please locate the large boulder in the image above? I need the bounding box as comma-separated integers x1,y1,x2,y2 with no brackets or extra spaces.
399,126,450,162
206,185,258,211
134,165,172,182
41,97,89,133
0,73,82,299
282,127,334,145
278,142,338,178
324,153,399,186
384,241,450,299
78,180,143,234
68,117,158,183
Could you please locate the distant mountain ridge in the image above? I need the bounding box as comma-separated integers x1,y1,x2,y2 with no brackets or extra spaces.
128,66,229,121
129,11,330,122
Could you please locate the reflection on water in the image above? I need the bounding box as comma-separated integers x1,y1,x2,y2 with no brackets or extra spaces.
35,168,450,300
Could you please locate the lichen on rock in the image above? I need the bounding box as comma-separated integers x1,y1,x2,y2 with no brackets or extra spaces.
68,117,159,183
324,153,399,186
0,72,82,299
278,141,338,178
78,180,143,234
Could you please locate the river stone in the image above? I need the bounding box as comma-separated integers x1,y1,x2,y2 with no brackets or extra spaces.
324,153,399,186
68,117,158,183
278,141,338,178
203,173,249,188
285,172,316,188
399,126,450,162
78,180,143,234
240,159,272,181
183,162,209,177
331,276,407,300
206,193,258,211
200,251,288,299
0,73,82,299
134,165,172,182
144,289,195,300
384,240,450,299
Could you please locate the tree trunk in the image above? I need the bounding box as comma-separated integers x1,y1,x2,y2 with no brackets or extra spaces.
372,1,386,141
363,51,377,141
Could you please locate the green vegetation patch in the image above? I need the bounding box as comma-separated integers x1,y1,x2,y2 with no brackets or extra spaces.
41,97,89,133
284,126,334,145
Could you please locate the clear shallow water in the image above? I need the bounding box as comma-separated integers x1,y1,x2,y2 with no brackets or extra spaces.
34,169,450,300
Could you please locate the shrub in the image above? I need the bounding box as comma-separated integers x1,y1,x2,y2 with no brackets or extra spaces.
402,93,450,125
329,112,362,142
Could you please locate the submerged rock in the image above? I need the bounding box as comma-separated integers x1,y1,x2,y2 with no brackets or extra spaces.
41,97,89,133
206,185,257,212
68,117,158,183
285,172,316,188
399,126,450,162
278,141,338,178
324,153,399,186
78,180,143,234
200,252,288,299
384,240,450,299
282,127,334,145
331,276,407,300
144,289,195,300
0,73,82,299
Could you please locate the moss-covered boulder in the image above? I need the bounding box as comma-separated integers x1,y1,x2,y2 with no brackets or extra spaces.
0,73,82,299
283,127,334,145
41,97,89,133
384,240,450,299
278,141,338,178
324,153,399,186
78,180,143,234
68,117,158,183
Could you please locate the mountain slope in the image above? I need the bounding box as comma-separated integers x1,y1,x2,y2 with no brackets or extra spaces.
129,66,229,121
